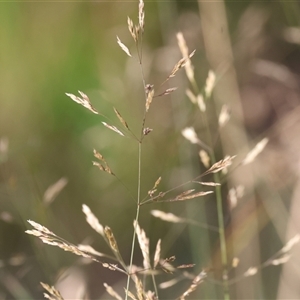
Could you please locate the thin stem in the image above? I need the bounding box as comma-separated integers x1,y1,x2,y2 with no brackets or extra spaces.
125,142,142,300
204,117,230,299
214,173,230,299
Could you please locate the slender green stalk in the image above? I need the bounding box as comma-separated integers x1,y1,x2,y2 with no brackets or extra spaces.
214,173,230,300
203,110,230,299
125,142,142,300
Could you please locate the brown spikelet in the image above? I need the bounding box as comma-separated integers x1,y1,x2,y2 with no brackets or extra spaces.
43,177,68,205
197,94,206,112
177,264,195,269
174,190,213,201
78,244,105,257
271,254,291,265
159,278,180,289
155,87,178,97
148,176,161,197
92,161,105,172
41,282,64,300
194,181,221,187
26,220,98,262
282,234,300,253
176,189,195,198
179,271,207,300
159,256,176,274
82,204,104,236
103,283,123,300
102,122,125,137
65,91,99,114
143,127,153,136
244,267,258,277
138,0,145,32
203,155,236,176
127,16,137,42
165,50,196,83
153,239,161,268
151,210,184,223
186,89,197,104
228,185,244,210
199,150,210,168
117,36,132,57
204,70,216,98
93,149,114,175
133,220,151,269
145,84,154,112
176,32,194,82
181,127,199,144
232,257,239,268
113,107,129,130
242,138,269,165
104,226,120,254
125,289,138,300
93,149,105,161
133,274,145,300
218,104,231,128
163,256,176,263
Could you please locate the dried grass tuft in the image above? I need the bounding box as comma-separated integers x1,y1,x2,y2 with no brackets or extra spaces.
202,155,236,176
133,221,151,270
179,271,207,300
117,36,132,57
128,16,137,42
43,177,68,205
174,190,213,202
26,220,98,262
218,104,231,128
104,226,121,256
204,70,216,98
114,107,130,130
65,91,98,114
41,282,64,300
244,267,258,277
153,239,161,268
282,234,300,253
93,149,114,175
197,94,206,112
82,204,104,236
148,177,162,197
181,127,200,145
138,0,145,32
186,89,197,104
145,84,154,112
176,32,194,82
102,121,125,137
166,50,195,83
104,283,123,300
242,138,269,165
151,210,183,223
199,150,210,168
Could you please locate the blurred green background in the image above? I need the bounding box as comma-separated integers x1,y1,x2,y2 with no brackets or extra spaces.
1,0,300,299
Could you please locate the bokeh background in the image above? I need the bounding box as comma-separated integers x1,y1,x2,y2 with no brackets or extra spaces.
1,0,300,299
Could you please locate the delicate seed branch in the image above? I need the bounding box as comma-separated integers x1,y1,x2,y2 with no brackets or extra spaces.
93,149,114,175
65,91,99,114
117,36,132,57
114,107,130,130
102,122,125,137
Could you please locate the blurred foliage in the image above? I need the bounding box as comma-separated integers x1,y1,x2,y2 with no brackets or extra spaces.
1,0,300,299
